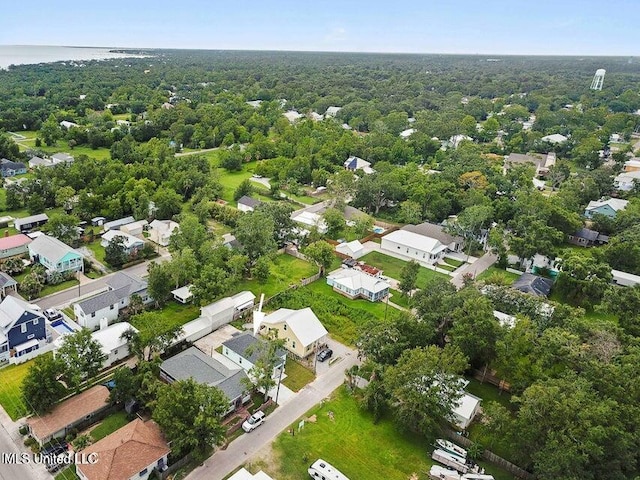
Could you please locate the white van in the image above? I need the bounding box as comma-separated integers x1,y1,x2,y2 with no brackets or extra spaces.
308,459,349,480
242,411,266,432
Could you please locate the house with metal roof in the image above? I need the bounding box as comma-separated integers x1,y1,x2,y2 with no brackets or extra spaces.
343,155,374,174
584,198,628,219
0,295,48,363
0,233,32,259
101,230,144,255
76,418,170,480
381,229,449,265
13,213,49,233
147,219,179,246
91,322,139,368
103,216,135,232
327,268,390,302
160,346,251,415
254,307,328,359
51,152,74,164
28,234,83,275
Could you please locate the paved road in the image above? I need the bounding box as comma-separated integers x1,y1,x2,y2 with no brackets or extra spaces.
187,349,358,480
0,408,48,480
175,147,220,157
36,258,167,310
450,252,497,288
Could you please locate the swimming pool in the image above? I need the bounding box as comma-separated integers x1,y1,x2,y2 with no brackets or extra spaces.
372,226,385,234
50,319,76,335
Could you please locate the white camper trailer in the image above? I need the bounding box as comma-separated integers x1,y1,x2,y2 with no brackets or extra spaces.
308,459,349,480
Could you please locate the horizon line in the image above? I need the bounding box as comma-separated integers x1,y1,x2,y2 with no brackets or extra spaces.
1,44,638,58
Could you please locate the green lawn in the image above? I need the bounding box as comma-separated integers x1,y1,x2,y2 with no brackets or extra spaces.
388,289,410,308
218,167,271,203
436,262,457,272
270,281,392,345
85,239,107,263
130,301,200,337
38,279,80,298
281,358,315,392
54,466,80,480
465,377,512,411
13,133,112,160
443,257,465,268
234,255,318,300
260,387,512,480
90,411,130,441
360,251,448,288
0,360,33,420
475,266,520,286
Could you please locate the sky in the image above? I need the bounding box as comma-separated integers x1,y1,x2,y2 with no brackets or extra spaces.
1,0,638,56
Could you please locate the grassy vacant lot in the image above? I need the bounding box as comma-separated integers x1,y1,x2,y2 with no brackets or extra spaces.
130,301,200,337
85,239,107,263
217,167,271,203
281,358,315,392
0,360,33,420
39,279,80,298
270,281,391,346
465,377,512,411
475,266,520,285
388,288,410,308
234,255,318,300
256,387,512,480
360,251,448,288
90,411,130,441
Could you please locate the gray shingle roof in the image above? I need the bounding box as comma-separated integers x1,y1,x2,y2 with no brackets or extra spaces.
160,346,248,401
237,196,261,208
76,286,130,315
401,222,462,246
223,332,286,365
28,234,81,264
105,271,147,295
573,228,599,242
0,272,17,288
512,273,553,297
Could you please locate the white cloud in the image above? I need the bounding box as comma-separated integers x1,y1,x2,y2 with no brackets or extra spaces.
324,26,347,43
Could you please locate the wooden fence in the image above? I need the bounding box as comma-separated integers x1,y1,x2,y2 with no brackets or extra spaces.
442,430,534,480
472,367,511,392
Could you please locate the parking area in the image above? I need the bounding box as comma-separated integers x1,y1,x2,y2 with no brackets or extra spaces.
193,324,242,355
313,336,355,375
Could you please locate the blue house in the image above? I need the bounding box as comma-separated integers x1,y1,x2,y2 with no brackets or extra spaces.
28,235,84,275
584,198,629,219
0,296,48,362
0,158,27,177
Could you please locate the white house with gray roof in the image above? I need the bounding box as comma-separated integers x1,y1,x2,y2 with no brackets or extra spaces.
160,346,251,415
222,332,287,379
101,230,144,255
74,272,149,331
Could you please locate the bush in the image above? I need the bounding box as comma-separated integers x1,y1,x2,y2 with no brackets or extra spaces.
18,425,29,436
72,434,91,451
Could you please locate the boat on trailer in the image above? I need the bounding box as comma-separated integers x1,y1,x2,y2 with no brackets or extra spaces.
435,439,467,459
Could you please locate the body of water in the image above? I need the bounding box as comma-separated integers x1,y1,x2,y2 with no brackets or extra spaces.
0,45,149,69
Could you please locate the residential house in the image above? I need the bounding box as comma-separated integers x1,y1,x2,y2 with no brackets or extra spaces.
614,170,640,191
160,346,251,415
74,271,149,330
103,216,135,232
76,419,170,480
254,307,328,359
567,228,609,247
228,468,275,480
28,234,84,274
0,295,48,363
399,128,416,139
101,230,144,255
447,134,472,149
51,153,74,164
309,111,323,121
222,331,287,379
0,272,17,298
325,106,341,117
611,269,640,287
381,229,449,265
623,159,640,172
584,198,628,219
91,322,138,368
401,222,463,252
60,120,79,129
148,219,179,246
28,156,53,169
291,211,328,234
171,285,193,303
335,239,365,259
504,152,556,177
237,195,261,213
283,110,303,123
26,385,110,445
511,273,554,297
327,268,390,302
0,158,27,177
344,155,374,175
119,219,148,236
541,133,568,144
13,213,48,233
0,233,32,259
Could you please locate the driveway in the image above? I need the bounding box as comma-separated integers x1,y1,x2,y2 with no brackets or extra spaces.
450,252,497,288
249,176,271,189
194,325,242,355
186,344,358,480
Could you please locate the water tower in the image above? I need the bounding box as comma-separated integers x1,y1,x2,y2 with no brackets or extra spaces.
590,69,606,90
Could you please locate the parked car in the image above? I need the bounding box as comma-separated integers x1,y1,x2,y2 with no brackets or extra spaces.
242,411,266,432
317,348,333,362
43,308,62,321
44,452,69,473
41,440,68,457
